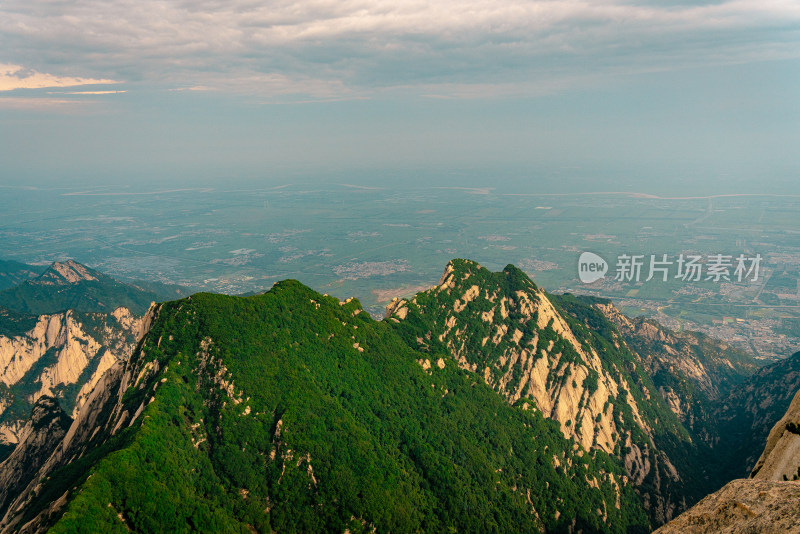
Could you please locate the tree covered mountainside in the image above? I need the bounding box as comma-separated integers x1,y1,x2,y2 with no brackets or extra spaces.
0,280,650,533
0,260,191,316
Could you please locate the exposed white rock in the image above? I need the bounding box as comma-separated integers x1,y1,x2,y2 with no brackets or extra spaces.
0,309,141,444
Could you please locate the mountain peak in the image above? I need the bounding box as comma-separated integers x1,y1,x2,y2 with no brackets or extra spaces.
440,258,480,281
37,260,100,286
436,258,537,294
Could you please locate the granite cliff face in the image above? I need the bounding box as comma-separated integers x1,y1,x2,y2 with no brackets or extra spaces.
0,307,141,445
388,260,699,524
594,299,763,450
751,389,800,482
596,301,756,401
712,351,800,479
653,478,800,534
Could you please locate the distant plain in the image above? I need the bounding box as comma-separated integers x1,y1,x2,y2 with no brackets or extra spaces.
1,180,798,359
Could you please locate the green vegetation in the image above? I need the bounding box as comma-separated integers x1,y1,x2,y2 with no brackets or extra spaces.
20,280,649,533
0,260,42,291
0,442,14,464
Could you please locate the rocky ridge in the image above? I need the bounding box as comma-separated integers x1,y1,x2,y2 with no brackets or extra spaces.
0,396,72,519
0,259,172,316
594,298,762,451
0,288,649,533
751,388,800,482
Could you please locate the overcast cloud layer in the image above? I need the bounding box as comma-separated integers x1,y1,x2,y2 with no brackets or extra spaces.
2,0,799,98
0,1,798,190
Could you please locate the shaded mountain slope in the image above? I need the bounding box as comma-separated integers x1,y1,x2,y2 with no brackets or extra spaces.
656,382,800,533
714,351,800,479
0,397,71,518
592,298,759,448
0,262,42,292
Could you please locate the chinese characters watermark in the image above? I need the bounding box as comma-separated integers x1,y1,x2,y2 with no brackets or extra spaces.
578,252,762,284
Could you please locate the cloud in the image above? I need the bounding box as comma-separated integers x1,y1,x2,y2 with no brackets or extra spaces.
0,64,120,91
0,0,798,99
50,90,127,95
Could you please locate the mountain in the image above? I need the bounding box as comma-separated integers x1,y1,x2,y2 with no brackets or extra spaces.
0,261,42,292
653,478,800,533
594,298,758,410
0,258,795,532
655,386,800,533
0,281,650,533
0,306,142,448
0,260,189,316
386,259,710,524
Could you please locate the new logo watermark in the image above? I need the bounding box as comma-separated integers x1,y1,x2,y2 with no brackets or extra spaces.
578,252,762,284
578,252,608,283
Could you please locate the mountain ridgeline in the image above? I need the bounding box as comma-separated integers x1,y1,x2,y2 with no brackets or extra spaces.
0,262,42,293
1,258,798,533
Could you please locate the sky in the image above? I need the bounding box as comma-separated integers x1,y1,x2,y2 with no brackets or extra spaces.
1,0,799,193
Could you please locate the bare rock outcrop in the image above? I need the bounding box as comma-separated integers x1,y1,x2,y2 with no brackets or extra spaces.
751,389,800,482
654,478,800,533
657,387,800,532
